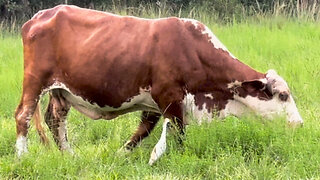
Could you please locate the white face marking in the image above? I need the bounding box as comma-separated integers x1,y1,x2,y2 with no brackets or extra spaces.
16,135,28,157
235,95,284,118
42,82,160,120
219,99,250,118
234,94,303,123
183,71,302,124
266,70,302,123
284,95,303,124
227,74,302,124
266,69,289,93
149,118,170,165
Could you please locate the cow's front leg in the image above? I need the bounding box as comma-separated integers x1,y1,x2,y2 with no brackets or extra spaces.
123,111,161,151
44,90,73,154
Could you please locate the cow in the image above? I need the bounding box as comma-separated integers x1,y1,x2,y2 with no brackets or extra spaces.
15,5,303,165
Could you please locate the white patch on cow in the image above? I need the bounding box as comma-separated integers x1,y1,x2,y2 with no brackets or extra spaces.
235,95,283,118
285,95,303,124
227,80,242,89
219,99,249,118
234,93,303,124
41,81,160,120
57,121,73,154
265,70,302,123
266,69,278,78
227,75,303,124
16,136,28,157
266,69,289,93
181,18,200,29
40,81,65,97
204,93,214,100
181,18,237,59
201,26,237,59
259,78,268,84
149,118,170,165
183,93,212,124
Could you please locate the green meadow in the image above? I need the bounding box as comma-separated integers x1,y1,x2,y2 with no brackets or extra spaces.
0,17,320,179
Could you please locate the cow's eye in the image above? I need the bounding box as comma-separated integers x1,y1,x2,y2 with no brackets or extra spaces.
279,92,289,101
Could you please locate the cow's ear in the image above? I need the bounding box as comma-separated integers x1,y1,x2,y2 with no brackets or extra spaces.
241,80,266,92
241,79,274,98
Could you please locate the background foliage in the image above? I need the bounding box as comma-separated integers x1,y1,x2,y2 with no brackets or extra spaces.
1,0,320,23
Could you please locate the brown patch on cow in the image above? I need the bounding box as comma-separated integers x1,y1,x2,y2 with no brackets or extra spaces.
194,90,233,113
231,80,273,101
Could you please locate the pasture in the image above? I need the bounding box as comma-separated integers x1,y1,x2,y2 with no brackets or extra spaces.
0,18,320,179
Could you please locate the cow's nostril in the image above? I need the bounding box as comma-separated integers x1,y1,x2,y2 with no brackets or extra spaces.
279,92,289,101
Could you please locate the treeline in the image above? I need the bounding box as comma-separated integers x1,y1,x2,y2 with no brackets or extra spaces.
1,0,319,22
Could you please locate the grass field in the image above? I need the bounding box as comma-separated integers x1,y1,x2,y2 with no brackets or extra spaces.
0,17,320,179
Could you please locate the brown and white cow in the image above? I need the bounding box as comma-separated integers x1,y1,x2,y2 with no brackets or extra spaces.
15,5,303,165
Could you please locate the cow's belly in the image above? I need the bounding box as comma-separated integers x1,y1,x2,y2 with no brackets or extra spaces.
46,83,160,120
61,90,160,120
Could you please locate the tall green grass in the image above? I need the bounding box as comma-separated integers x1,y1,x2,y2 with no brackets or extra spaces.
0,18,320,179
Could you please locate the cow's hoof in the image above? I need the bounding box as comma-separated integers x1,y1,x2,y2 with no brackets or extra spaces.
117,145,132,156
61,148,75,156
16,136,28,158
16,149,28,158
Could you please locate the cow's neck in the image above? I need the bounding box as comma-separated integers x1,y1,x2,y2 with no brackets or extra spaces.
184,48,265,123
205,51,265,84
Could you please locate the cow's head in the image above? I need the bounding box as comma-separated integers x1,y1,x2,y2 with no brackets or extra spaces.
229,69,303,125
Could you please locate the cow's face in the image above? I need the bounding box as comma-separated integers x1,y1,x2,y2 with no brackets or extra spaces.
229,69,303,125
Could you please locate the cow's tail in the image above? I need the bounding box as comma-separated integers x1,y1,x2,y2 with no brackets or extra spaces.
33,103,49,145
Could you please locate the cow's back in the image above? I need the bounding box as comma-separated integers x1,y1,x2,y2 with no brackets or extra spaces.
21,5,202,108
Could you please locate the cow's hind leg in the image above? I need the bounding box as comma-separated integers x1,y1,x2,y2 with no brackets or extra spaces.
44,90,72,153
15,78,44,157
124,111,161,151
15,101,38,157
